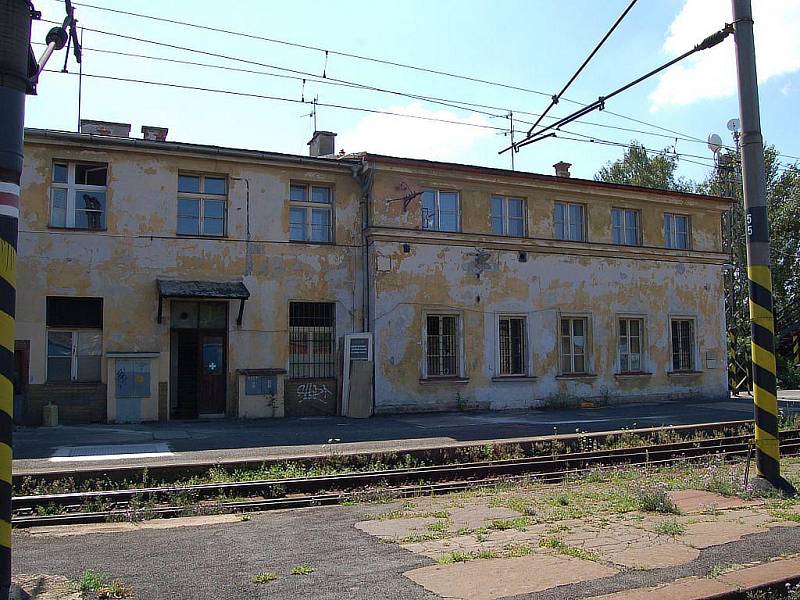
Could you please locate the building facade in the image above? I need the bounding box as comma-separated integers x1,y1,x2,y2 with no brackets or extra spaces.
14,125,731,424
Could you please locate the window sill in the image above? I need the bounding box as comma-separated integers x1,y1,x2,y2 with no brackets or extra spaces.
614,371,653,379
44,380,103,385
175,233,227,239
556,373,597,380
419,377,469,385
288,239,335,245
47,226,107,233
491,375,537,382
667,370,703,377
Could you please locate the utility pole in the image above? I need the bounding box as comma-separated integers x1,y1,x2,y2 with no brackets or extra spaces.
731,0,794,493
0,1,34,596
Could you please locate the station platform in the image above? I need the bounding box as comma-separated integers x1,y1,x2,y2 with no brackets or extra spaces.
12,395,780,477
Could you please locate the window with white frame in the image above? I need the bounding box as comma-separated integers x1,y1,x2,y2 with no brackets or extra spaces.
612,208,641,245
498,316,527,376
289,183,333,242
421,190,460,232
671,318,695,371
177,174,227,236
46,297,103,383
618,317,643,373
664,213,690,249
425,314,460,377
560,317,588,374
554,201,585,241
50,161,107,230
491,196,526,237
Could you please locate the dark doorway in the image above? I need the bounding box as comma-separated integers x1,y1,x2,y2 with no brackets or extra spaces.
13,340,30,424
170,301,227,419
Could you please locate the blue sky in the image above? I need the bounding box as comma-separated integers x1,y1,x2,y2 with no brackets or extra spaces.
24,0,800,182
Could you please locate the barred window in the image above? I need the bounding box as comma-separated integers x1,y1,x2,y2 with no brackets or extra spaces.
498,316,527,375
426,314,460,377
289,302,335,378
560,317,587,374
618,318,643,373
671,319,695,371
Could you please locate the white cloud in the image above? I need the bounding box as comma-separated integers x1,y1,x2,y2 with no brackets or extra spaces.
336,102,495,161
781,81,792,96
649,0,800,111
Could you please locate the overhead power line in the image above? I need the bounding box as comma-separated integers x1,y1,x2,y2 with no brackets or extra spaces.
527,0,638,136
502,22,735,154
56,0,710,146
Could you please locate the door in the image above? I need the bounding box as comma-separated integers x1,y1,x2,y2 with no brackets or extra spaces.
199,333,226,415
175,330,199,419
13,341,29,424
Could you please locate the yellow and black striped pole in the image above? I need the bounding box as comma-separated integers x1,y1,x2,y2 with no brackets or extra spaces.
733,0,793,492
0,0,35,594
793,334,800,366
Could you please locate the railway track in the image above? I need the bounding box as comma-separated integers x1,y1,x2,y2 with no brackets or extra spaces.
13,428,800,528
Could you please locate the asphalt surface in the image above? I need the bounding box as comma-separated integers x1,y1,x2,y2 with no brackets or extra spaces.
12,500,800,600
14,397,766,463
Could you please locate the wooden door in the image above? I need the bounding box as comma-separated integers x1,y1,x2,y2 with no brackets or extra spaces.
175,330,199,419
198,333,226,415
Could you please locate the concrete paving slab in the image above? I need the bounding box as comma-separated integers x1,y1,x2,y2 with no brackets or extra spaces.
718,556,800,588
404,554,617,600
12,574,81,600
587,576,731,599
667,490,760,514
354,516,439,541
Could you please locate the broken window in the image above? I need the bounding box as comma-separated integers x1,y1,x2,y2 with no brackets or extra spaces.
618,318,643,373
289,183,333,243
421,190,460,232
554,202,585,241
612,208,640,245
50,161,107,230
425,314,460,377
491,196,526,237
664,213,690,249
289,302,335,378
560,317,588,374
46,297,103,383
177,174,227,236
498,316,527,376
671,319,695,371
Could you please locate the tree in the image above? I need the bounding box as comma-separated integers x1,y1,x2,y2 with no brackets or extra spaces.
594,142,695,193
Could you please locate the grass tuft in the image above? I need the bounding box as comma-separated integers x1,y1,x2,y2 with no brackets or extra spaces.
252,571,278,584
290,564,314,576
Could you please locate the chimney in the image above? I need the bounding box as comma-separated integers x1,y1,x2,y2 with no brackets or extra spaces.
141,125,169,142
308,131,336,157
553,161,572,178
79,119,131,137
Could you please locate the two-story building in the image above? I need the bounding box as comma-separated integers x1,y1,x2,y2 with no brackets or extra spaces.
13,122,731,424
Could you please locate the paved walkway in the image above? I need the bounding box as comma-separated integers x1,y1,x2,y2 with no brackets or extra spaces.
12,397,766,475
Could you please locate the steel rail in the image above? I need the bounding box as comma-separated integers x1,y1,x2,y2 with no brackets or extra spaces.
13,438,800,528
12,431,800,527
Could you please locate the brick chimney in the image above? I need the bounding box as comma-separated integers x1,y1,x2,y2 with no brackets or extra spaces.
79,119,131,137
141,125,169,142
308,131,336,157
553,161,572,177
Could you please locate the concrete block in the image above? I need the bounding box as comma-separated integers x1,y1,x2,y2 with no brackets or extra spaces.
42,404,58,427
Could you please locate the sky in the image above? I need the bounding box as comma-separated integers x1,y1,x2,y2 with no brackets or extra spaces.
23,0,800,182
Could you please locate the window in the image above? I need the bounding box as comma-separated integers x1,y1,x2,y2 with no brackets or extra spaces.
671,319,695,371
50,161,107,230
422,190,460,232
664,213,690,249
491,196,526,237
618,318,643,373
560,317,588,374
554,202,585,241
425,314,460,377
612,208,640,245
177,174,227,236
289,302,335,378
289,183,333,242
46,297,103,383
498,316,527,376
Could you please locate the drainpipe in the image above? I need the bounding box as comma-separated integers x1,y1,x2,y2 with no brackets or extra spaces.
351,159,374,333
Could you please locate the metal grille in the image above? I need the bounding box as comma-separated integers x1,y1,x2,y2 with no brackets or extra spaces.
671,319,694,371
499,317,526,375
426,315,459,377
289,302,335,378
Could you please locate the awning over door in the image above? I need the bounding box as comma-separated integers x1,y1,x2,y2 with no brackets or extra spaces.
157,279,250,326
